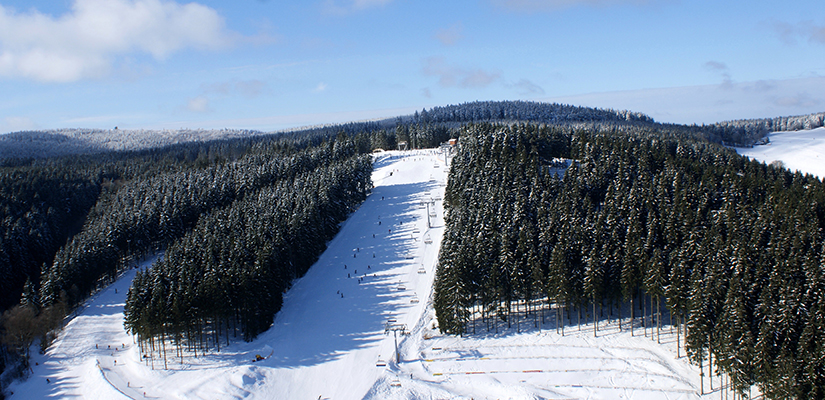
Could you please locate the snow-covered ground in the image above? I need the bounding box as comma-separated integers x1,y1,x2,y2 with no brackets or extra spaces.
12,149,730,399
736,127,825,178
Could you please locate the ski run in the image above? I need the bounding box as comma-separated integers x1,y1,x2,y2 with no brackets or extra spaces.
14,139,815,399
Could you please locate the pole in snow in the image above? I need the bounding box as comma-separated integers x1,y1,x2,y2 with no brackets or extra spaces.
385,322,406,364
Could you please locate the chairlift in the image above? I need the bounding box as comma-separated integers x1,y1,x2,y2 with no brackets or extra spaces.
418,267,426,274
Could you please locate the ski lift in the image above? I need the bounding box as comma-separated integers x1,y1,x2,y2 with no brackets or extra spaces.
390,379,402,387
424,235,433,244
418,267,426,274
410,296,420,304
375,359,387,367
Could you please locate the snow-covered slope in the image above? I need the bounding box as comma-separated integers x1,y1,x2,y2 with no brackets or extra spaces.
12,149,723,399
736,127,825,178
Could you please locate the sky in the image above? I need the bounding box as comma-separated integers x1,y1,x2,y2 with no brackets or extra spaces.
0,0,824,134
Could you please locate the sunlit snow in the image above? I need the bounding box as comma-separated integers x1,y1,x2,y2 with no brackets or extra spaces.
12,149,734,399
736,127,825,179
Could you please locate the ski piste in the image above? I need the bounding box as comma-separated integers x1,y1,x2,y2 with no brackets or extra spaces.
12,147,758,399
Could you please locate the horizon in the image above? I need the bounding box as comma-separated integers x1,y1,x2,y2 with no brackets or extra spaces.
1,0,824,134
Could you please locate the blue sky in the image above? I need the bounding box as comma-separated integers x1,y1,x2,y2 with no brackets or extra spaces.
1,0,824,133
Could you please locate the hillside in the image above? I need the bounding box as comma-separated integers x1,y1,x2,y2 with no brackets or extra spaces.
11,150,718,400
0,101,650,159
2,103,825,399
736,127,825,178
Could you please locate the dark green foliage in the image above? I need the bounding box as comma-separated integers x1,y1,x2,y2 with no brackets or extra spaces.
123,137,372,346
433,122,825,399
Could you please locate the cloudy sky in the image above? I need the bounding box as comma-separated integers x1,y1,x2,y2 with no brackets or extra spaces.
1,0,823,133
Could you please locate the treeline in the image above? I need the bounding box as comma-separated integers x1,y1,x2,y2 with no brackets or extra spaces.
0,164,105,312
434,123,825,399
124,153,371,359
411,100,654,125
1,101,656,160
705,111,825,147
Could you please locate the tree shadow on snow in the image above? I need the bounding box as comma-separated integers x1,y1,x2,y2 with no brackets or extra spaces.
243,180,441,368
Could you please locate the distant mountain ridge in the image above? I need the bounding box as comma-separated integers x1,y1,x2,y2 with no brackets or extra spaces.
0,101,655,160
0,128,269,160
2,100,824,159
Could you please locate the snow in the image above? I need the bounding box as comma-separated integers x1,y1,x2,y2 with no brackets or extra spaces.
11,149,726,399
736,127,825,179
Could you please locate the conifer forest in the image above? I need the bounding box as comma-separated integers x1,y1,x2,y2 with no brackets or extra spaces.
2,101,825,398
433,122,825,398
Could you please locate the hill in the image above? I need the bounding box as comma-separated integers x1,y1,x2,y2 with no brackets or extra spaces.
11,150,715,400
0,101,651,160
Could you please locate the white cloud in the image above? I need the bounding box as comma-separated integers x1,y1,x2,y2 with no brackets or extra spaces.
422,56,501,88
434,23,464,46
313,82,328,92
0,0,235,82
492,0,660,11
186,96,211,113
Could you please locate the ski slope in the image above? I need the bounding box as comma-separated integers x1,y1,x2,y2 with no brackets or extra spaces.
736,127,825,178
12,149,725,399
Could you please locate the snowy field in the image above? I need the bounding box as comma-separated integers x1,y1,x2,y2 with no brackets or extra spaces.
13,149,741,399
736,127,825,178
